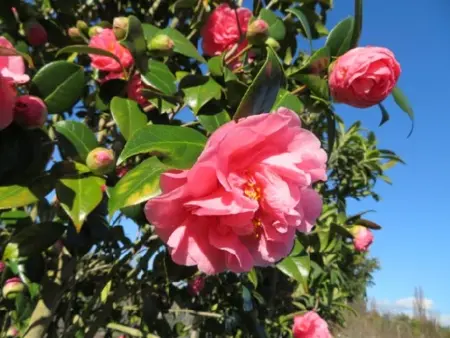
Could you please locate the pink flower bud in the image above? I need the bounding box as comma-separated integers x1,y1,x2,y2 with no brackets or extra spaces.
0,261,5,273
6,326,19,337
246,19,269,45
24,20,48,47
116,166,129,178
351,225,374,252
293,311,331,338
113,17,129,40
188,276,205,296
2,277,25,299
68,27,83,41
86,147,115,175
127,73,149,107
14,95,47,129
147,35,174,57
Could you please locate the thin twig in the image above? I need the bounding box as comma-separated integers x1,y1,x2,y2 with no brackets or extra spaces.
168,309,223,319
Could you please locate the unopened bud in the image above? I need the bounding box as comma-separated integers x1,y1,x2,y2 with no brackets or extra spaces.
265,37,280,51
86,147,115,175
148,34,174,57
2,277,25,299
113,17,129,40
68,27,83,41
88,26,104,38
24,19,48,47
6,326,19,337
14,95,48,129
246,19,269,45
76,20,89,33
351,225,374,252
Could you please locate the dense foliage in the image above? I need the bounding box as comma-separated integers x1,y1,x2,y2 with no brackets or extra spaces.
0,0,413,337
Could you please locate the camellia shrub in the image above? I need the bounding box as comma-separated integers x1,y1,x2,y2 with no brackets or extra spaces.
0,0,413,337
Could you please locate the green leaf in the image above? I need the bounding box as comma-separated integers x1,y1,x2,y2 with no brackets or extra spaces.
248,268,258,289
56,174,105,232
325,17,355,57
356,219,382,230
259,9,286,41
198,110,231,133
142,23,161,42
0,177,54,210
234,47,284,120
56,45,125,73
300,47,330,74
391,86,414,136
277,255,310,286
378,103,390,126
294,74,330,100
142,60,177,95
181,77,222,114
108,157,166,216
161,27,206,63
54,120,98,161
271,89,304,113
118,125,207,169
110,97,148,140
123,15,148,73
0,210,31,227
350,0,363,48
3,222,65,260
207,56,224,77
290,239,305,257
287,8,313,52
171,0,197,11
325,109,336,157
101,280,112,303
30,61,85,114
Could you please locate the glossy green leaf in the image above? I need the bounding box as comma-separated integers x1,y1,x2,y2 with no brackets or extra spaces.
142,23,161,41
259,9,286,41
378,103,390,126
31,61,85,114
182,77,222,115
56,45,125,73
3,222,65,260
208,56,224,77
325,17,355,57
54,120,98,161
118,125,207,169
295,74,330,101
301,47,330,74
56,174,105,232
248,268,258,289
198,110,231,133
287,8,313,52
234,47,284,120
142,60,177,95
271,89,304,113
290,239,306,257
0,210,31,227
277,255,310,286
123,15,148,73
161,27,206,63
108,157,166,216
110,97,148,140
0,177,54,210
350,0,363,48
391,86,414,136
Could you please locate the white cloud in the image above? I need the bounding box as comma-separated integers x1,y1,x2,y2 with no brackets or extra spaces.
395,297,433,310
439,314,450,327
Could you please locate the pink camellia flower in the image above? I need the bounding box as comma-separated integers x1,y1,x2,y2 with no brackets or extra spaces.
0,37,30,84
88,29,133,72
127,73,150,107
352,226,374,252
201,4,252,57
293,311,332,338
144,108,327,274
0,75,16,130
14,95,48,129
24,20,48,47
188,276,205,296
328,46,401,108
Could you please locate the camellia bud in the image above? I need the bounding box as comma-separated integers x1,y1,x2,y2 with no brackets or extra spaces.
0,261,5,273
113,17,129,40
265,37,280,51
76,20,89,33
246,19,269,45
24,19,48,47
2,277,25,299
6,326,19,337
86,147,115,175
148,34,174,57
68,27,83,41
88,26,104,38
350,225,374,252
14,95,48,129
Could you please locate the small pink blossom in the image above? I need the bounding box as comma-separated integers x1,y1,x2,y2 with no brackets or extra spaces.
14,95,47,129
188,276,205,296
0,37,29,84
293,311,332,338
145,108,327,274
352,226,374,252
89,29,133,72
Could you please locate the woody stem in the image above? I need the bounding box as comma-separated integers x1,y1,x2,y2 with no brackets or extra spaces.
225,44,252,66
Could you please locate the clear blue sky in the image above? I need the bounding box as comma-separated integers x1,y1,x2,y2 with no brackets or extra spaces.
126,0,450,320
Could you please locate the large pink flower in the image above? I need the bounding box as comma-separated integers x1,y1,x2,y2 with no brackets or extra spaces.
328,46,401,108
0,37,30,84
0,75,17,130
201,4,252,57
293,311,332,338
145,108,327,274
88,29,133,72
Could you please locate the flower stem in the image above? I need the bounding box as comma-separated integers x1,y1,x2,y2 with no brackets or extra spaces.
225,44,252,66
290,85,307,95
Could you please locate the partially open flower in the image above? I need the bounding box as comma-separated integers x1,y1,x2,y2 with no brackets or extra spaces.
14,95,48,129
351,226,374,252
2,277,25,299
86,147,115,175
